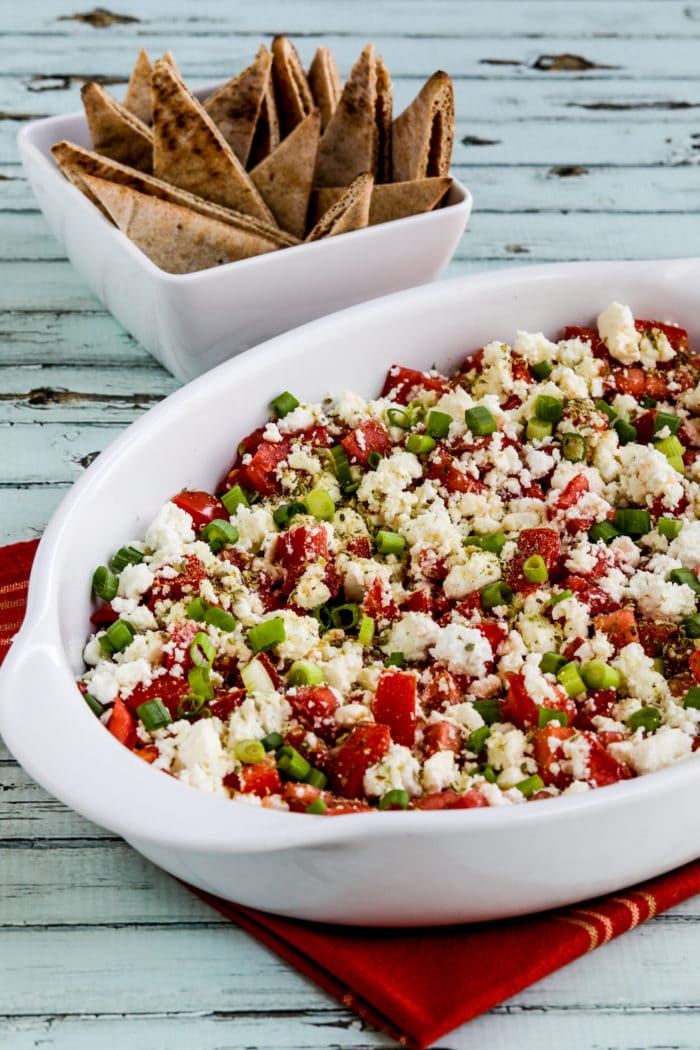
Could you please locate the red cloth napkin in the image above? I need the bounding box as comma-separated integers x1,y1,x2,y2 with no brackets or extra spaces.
2,537,700,1049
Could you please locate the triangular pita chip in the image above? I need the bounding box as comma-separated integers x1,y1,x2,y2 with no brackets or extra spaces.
151,59,275,224
123,48,153,125
204,46,274,167
391,71,454,183
307,47,341,130
250,110,320,239
159,50,179,73
81,82,153,172
310,176,452,228
313,44,377,189
80,174,281,274
375,55,393,183
306,172,373,241
51,140,298,246
247,57,280,168
271,36,314,138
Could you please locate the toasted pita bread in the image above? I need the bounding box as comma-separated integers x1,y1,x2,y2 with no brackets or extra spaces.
313,44,377,189
306,172,372,241
375,55,393,183
160,50,179,72
307,47,341,130
250,110,320,239
271,36,314,138
151,59,275,224
310,176,451,228
123,48,153,125
51,140,298,246
80,174,281,273
247,59,280,168
204,46,274,166
391,71,454,183
81,82,153,172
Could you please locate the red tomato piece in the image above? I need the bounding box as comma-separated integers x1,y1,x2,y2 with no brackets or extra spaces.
299,424,331,448
362,576,399,622
583,732,631,787
275,524,328,593
124,675,191,717
533,723,576,788
242,438,291,496
209,689,246,721
423,720,461,757
287,686,340,741
414,789,489,810
345,535,372,559
341,419,392,465
606,367,646,398
635,319,688,353
560,326,607,357
473,620,509,652
380,365,450,405
428,448,486,495
565,575,621,616
171,490,227,530
594,608,639,651
90,602,120,628
507,528,561,593
574,689,618,731
689,650,700,684
149,554,207,605
637,620,678,659
163,621,201,672
108,696,137,749
225,756,282,798
328,723,392,798
554,474,589,510
502,671,575,731
283,782,323,811
372,670,417,748
401,588,433,614
420,668,464,712
634,410,657,445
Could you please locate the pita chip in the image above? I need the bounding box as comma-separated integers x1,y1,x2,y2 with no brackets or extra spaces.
375,55,393,183
391,70,454,183
247,57,280,169
306,172,373,241
250,110,320,239
313,44,377,189
51,140,298,247
310,175,451,228
307,47,341,130
204,46,275,167
80,174,281,273
123,48,153,125
271,36,314,138
151,59,275,224
81,81,153,172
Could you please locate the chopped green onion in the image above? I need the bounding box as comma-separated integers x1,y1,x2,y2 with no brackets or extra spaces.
561,432,587,463
613,418,637,445
613,508,651,537
465,405,498,435
358,614,375,647
306,768,328,790
683,686,700,710
406,433,436,455
201,518,239,553
385,651,405,668
580,661,620,690
595,399,617,423
190,631,216,668
98,619,135,656
277,745,311,781
668,567,700,594
84,692,104,717
654,434,684,461
556,661,586,696
480,581,513,609
378,789,410,811
589,521,620,544
464,532,506,555
240,658,276,694
109,545,143,573
92,566,119,602
467,725,490,754
186,596,209,621
515,774,545,798
534,394,563,424
667,455,685,475
540,651,568,676
653,411,681,436
472,699,501,724
136,697,172,731
330,604,361,630
313,605,333,632
640,395,657,409
523,554,548,584
329,444,353,487
306,798,328,814
526,418,553,442
304,488,335,521
628,706,661,734
273,501,306,527
652,657,665,675
550,589,573,607
682,615,700,639
537,707,569,728
270,391,299,418
658,516,683,540
287,660,325,686
248,616,286,652
261,731,284,751
387,407,413,429
176,693,205,720
480,764,497,783
204,606,237,632
220,484,249,516
188,665,214,700
234,739,266,764
426,409,452,438
375,530,406,556
531,360,553,381
367,451,383,469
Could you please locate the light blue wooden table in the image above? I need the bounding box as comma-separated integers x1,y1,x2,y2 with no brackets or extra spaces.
2,2,699,1047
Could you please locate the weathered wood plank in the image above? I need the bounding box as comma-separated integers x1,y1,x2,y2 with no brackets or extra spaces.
0,485,71,543
0,310,151,366
0,424,120,484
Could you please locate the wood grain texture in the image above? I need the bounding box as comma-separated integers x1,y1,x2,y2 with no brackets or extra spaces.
1,1,700,1047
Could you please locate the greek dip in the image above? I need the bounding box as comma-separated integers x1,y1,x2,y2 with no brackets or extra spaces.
80,302,700,814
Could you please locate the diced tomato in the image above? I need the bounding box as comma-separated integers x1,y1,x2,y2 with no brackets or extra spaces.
561,635,587,661
372,670,417,747
507,528,561,593
428,448,486,495
689,650,700,684
637,620,678,659
635,319,688,353
209,689,245,721
346,535,372,559
328,723,392,798
171,490,227,530
634,410,657,445
511,353,531,384
90,602,120,628
606,367,646,398
380,365,450,405
473,620,509,652
643,373,671,399
149,554,207,605
420,668,464,712
299,424,331,448
275,524,328,593
533,723,576,788
565,575,621,615
124,675,190,718
553,474,589,510
163,620,201,672
594,608,639,650
584,732,631,787
451,592,482,619
362,575,399,622
502,671,575,731
417,548,448,583
341,419,392,465
242,438,291,496
423,720,461,757
413,788,489,810
135,744,159,763
560,326,607,357
282,782,323,811
574,689,618,731
225,756,282,798
108,696,137,749
287,686,339,741
401,588,433,614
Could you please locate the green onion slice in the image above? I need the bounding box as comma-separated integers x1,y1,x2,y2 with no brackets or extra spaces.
385,651,405,668
201,518,239,553
531,360,553,381
467,725,490,754
190,631,216,668
270,391,299,418
549,589,573,607
426,410,452,438
537,707,569,728
204,606,237,632
329,445,353,487
387,407,413,429
465,405,497,435
526,418,553,442
304,488,335,521
248,616,286,653
92,566,119,602
515,774,545,798
240,658,276,694
682,615,700,639
595,399,617,423
330,604,361,630
234,739,266,764
188,665,214,700
613,419,637,446
480,581,513,609
358,614,375,647
540,652,567,676
84,692,104,717
221,484,249,515
523,554,548,584
406,433,436,455
378,789,410,811
464,532,506,555
136,697,172,731
613,508,651,537
306,798,328,814
658,516,683,540
580,661,620,690
367,451,383,469
472,699,501,724
98,619,135,656
561,432,587,463
534,394,563,423
556,661,586,697
653,411,681,436
273,501,306,527
683,686,700,710
186,596,209,621
261,731,284,751
306,768,328,790
589,521,620,544
375,530,406,556
628,706,661,734
109,545,144,573
175,693,205,720
277,745,311,781
669,568,700,594
287,660,325,686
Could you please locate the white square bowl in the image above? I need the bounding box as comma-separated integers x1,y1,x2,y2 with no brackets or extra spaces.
18,93,472,382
